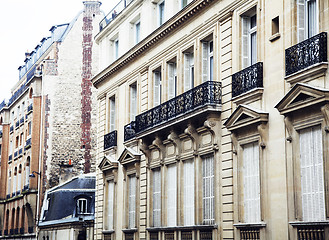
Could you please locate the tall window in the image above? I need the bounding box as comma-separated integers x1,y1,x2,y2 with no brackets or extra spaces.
202,40,213,82
25,159,30,187
184,160,194,226
18,165,22,192
202,155,214,224
8,171,11,195
153,169,161,227
109,96,116,132
242,142,261,223
134,21,141,44
106,181,114,230
167,164,177,226
153,70,162,106
77,198,88,214
297,0,317,42
128,175,137,229
113,38,119,60
28,122,32,137
13,168,17,194
299,125,325,221
167,62,177,99
130,83,137,122
158,0,165,26
242,13,257,68
184,52,194,91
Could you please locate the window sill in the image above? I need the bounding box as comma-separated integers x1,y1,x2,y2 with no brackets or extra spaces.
146,225,218,232
289,221,329,227
233,222,266,228
122,228,138,233
285,62,328,85
269,32,280,42
232,88,264,105
102,230,115,234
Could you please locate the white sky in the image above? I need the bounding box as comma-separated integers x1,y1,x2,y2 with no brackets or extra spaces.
0,0,117,101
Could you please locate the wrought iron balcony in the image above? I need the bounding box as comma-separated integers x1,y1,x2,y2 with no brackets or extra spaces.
285,32,327,76
124,121,136,142
232,62,263,98
27,103,33,113
104,130,117,150
135,81,221,134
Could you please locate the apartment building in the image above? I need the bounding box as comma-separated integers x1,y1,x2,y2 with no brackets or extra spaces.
92,0,329,239
0,1,102,239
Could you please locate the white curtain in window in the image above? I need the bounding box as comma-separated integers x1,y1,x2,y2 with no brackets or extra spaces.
109,97,115,132
184,160,194,226
299,126,325,221
168,63,176,99
241,17,250,69
202,155,215,224
202,42,209,83
167,164,177,226
243,142,261,223
130,84,137,121
153,169,161,227
153,71,161,106
184,53,194,91
298,0,317,42
128,175,136,228
107,181,114,230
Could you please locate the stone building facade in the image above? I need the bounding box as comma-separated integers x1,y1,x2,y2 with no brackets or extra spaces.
0,1,101,239
93,0,329,240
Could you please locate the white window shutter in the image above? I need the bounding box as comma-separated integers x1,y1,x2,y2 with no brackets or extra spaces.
167,164,177,226
109,98,115,132
128,175,136,228
153,71,161,106
184,53,191,91
297,0,306,42
184,160,194,226
202,42,209,82
202,155,214,224
241,17,250,68
299,126,325,221
243,142,261,223
153,169,161,227
168,63,176,99
107,181,114,230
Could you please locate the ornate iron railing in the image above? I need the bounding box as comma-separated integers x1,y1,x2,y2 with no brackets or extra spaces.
297,226,325,240
285,32,327,76
124,121,136,142
104,130,117,150
135,81,221,134
240,228,260,240
232,62,263,98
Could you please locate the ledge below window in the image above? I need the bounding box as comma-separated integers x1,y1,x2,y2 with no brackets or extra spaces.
102,230,115,234
285,62,328,85
233,222,266,228
146,225,218,232
289,221,329,227
232,88,264,105
122,228,138,233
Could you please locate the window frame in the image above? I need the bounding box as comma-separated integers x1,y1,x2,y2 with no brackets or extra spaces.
77,198,88,214
157,0,165,26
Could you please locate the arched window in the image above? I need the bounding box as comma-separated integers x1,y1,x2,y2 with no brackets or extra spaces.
16,207,20,231
11,208,15,233
21,206,25,234
13,167,17,195
18,165,22,193
25,158,30,188
5,209,9,231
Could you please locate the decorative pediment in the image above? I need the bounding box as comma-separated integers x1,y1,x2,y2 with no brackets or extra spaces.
98,155,118,172
118,147,142,166
275,83,329,115
224,104,269,132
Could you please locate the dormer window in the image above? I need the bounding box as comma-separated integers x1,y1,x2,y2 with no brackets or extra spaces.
77,198,88,214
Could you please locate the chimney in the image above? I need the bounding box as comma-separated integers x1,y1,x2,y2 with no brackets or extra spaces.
58,160,73,184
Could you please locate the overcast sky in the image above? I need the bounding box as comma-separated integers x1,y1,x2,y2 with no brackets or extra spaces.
0,0,117,100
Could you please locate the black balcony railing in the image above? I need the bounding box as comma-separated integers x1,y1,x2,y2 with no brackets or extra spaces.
25,138,31,150
28,227,34,233
27,103,33,113
297,226,324,240
232,62,263,98
99,0,134,31
135,81,221,134
285,32,327,76
124,121,136,142
104,130,117,150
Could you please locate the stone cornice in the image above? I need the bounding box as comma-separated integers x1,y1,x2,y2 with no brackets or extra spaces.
92,0,214,87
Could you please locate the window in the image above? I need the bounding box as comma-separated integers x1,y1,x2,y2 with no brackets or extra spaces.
28,122,32,137
20,133,23,146
8,171,11,195
128,175,137,229
25,159,30,187
134,21,141,44
181,0,192,9
242,13,257,68
167,164,177,226
18,165,22,192
184,51,194,91
152,168,161,227
167,61,177,99
242,142,261,223
77,198,88,214
158,0,165,26
129,83,137,122
109,96,116,132
299,125,325,221
153,70,162,106
15,136,19,149
202,40,213,82
183,160,194,226
106,181,115,230
9,141,13,154
202,155,214,224
13,168,17,194
297,0,317,42
113,38,119,61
